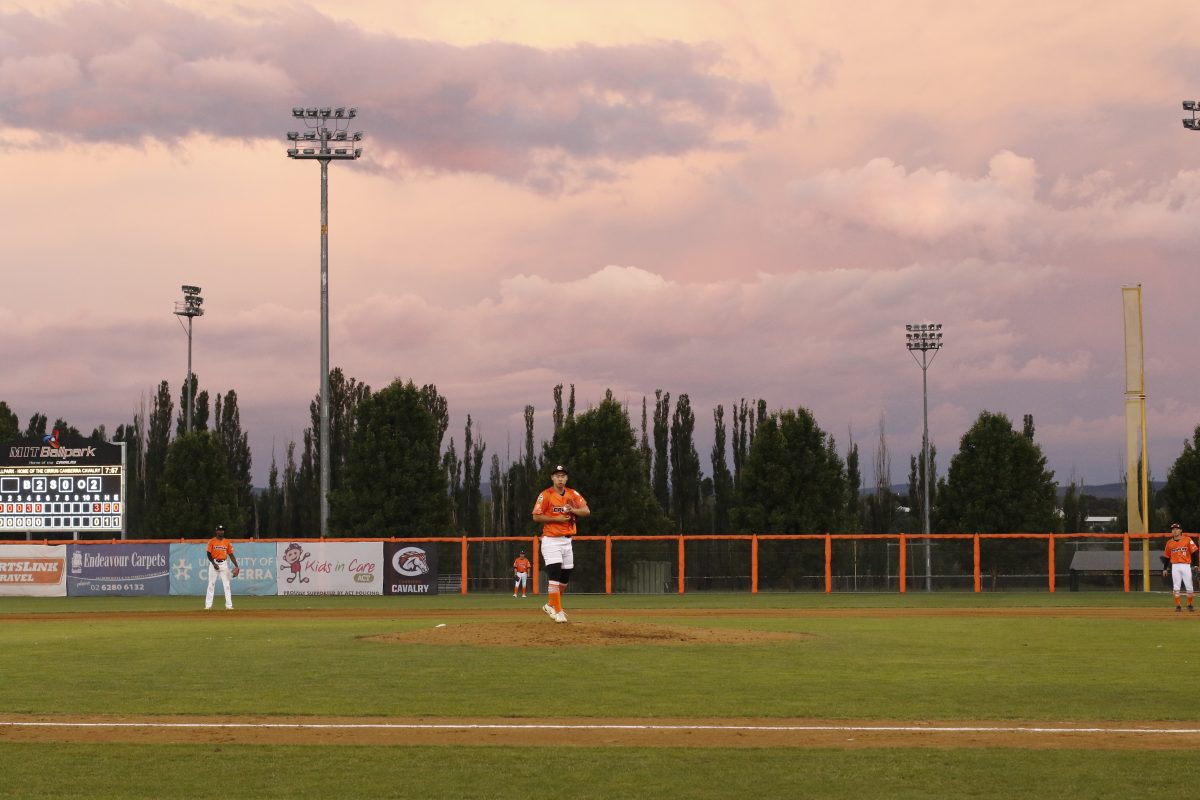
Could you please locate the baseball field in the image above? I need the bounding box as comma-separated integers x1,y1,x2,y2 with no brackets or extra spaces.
1,591,1197,799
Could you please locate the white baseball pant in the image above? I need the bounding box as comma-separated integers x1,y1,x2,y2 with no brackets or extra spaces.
205,561,233,609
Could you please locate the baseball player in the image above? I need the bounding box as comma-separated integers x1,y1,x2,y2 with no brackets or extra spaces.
1163,522,1198,613
513,550,532,597
204,524,240,610
532,464,590,623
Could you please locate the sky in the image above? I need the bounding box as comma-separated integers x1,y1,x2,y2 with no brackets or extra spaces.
2,0,1199,489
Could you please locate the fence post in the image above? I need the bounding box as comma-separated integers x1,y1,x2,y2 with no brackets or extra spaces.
460,537,468,595
973,533,981,593
678,535,686,594
1122,532,1130,593
605,536,612,595
824,532,832,593
532,536,540,596
899,534,907,593
751,535,759,594
1047,535,1056,593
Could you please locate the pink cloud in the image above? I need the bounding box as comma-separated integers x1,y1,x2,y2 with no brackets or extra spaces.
0,2,779,189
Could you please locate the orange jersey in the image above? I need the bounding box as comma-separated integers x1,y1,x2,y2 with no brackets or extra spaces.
1164,535,1198,565
207,537,235,561
533,487,586,537
513,556,531,573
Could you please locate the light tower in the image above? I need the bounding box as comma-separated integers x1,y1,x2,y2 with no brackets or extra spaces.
174,285,205,434
286,107,363,537
905,322,943,591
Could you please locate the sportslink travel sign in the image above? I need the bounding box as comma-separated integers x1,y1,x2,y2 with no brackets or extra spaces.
0,433,126,535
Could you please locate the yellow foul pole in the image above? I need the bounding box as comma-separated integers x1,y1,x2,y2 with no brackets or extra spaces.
1121,285,1150,590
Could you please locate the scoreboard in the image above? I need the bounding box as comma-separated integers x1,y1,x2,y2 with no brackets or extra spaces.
0,437,125,534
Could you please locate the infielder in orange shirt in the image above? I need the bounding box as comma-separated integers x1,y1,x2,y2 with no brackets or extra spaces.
532,464,590,623
513,550,532,597
1163,522,1198,613
205,524,240,610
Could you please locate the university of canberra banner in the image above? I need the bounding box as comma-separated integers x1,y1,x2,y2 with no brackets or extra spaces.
169,542,278,596
66,543,169,596
276,541,382,595
383,541,439,595
0,544,66,596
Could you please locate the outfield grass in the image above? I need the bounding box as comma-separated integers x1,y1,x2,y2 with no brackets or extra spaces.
0,743,1192,800
2,593,1194,799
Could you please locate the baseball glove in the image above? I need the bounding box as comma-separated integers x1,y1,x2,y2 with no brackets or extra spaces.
232,567,240,578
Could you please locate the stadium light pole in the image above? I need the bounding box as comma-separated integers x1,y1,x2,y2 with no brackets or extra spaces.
174,285,205,434
286,106,363,538
906,322,943,592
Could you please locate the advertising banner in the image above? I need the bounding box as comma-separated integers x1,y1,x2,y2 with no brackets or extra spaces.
0,545,66,596
383,541,439,595
169,542,278,596
66,543,169,596
276,541,382,596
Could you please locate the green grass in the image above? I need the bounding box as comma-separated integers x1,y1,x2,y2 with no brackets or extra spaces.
1,593,1194,799
0,744,1191,799
1,593,1194,720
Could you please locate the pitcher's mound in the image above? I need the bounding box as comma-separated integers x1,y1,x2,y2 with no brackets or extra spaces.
366,620,808,647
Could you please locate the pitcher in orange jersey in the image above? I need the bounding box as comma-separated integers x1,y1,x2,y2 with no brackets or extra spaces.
513,551,532,597
532,464,590,623
1163,523,1197,613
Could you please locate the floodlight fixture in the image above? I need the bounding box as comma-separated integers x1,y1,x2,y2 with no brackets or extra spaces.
1183,100,1200,132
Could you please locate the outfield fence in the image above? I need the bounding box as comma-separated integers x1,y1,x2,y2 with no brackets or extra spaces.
0,532,1181,596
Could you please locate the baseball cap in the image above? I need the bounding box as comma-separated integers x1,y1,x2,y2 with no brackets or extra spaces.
1172,522,1182,530
214,524,227,533
551,464,568,475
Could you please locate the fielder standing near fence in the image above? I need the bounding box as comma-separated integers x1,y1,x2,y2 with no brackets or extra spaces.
513,550,531,597
1162,523,1197,613
205,524,240,611
532,464,589,623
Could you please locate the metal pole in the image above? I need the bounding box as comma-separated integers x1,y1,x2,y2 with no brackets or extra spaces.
922,353,932,591
186,316,194,434
319,156,330,538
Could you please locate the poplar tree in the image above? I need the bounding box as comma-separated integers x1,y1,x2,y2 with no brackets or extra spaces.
711,405,733,534
652,389,671,514
670,394,702,533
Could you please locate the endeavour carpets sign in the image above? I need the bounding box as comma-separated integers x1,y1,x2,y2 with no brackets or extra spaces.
383,542,439,595
66,543,169,596
0,545,66,596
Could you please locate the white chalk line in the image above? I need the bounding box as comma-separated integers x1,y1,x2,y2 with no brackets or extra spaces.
2,721,1200,735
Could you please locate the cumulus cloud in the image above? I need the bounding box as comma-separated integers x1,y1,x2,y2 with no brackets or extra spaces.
789,150,1038,245
787,149,1200,257
0,1,779,188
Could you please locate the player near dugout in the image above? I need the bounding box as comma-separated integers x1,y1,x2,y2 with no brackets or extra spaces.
513,550,532,597
532,464,590,623
1162,522,1198,613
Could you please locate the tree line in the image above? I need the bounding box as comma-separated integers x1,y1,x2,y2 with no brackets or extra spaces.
5,371,1200,551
